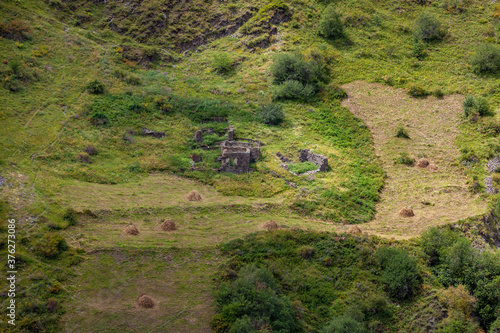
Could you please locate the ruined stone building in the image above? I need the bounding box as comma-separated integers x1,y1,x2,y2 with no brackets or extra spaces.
218,140,262,174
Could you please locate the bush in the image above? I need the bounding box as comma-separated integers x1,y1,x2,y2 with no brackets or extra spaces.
288,161,319,174
90,112,110,126
490,317,500,333
408,83,429,97
84,144,98,155
463,96,491,117
420,227,458,266
272,80,317,101
411,40,428,59
297,245,314,259
319,5,344,40
271,52,329,87
259,103,285,125
86,80,105,94
212,53,234,74
433,89,444,98
376,247,422,300
63,208,78,226
394,152,415,166
35,233,68,258
470,43,500,74
320,316,367,333
395,126,410,139
0,20,31,40
413,12,447,42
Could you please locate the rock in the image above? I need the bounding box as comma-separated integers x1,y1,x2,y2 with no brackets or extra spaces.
194,130,203,143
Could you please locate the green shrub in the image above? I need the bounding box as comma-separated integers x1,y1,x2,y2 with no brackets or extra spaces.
0,20,31,41
463,96,491,117
470,43,500,74
413,12,447,42
420,227,458,266
271,52,329,87
35,233,69,258
490,317,500,333
433,89,444,98
394,152,415,166
320,316,367,333
395,126,410,139
90,111,110,126
319,5,344,40
259,103,285,125
297,245,315,259
272,80,317,101
229,316,255,333
288,161,319,174
212,53,234,74
411,40,428,59
86,79,105,94
63,208,78,226
376,247,422,300
408,83,429,97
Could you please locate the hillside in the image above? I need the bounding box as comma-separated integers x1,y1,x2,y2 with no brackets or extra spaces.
1,0,500,332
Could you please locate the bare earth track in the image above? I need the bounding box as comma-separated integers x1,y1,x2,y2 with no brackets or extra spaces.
340,81,485,238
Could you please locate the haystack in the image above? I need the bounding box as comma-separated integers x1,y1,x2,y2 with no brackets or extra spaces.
416,158,429,168
124,225,139,235
347,226,363,235
186,190,202,201
161,219,177,231
263,220,279,230
137,294,155,308
399,207,415,217
428,163,438,172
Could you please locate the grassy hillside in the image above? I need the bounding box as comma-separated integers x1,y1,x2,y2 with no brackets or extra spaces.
1,0,500,331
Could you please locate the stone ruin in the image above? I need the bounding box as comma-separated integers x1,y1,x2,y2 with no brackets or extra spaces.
217,128,262,174
299,149,329,172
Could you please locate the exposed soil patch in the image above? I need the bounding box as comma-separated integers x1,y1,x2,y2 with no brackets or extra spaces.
341,81,485,237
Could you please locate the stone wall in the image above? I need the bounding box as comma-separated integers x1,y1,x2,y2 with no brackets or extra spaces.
299,149,328,172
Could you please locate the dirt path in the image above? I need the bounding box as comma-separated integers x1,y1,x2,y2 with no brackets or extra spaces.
339,81,485,238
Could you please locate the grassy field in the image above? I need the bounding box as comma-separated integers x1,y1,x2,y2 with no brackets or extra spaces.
2,0,500,331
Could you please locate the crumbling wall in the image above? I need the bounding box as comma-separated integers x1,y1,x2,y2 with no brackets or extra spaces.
299,149,328,172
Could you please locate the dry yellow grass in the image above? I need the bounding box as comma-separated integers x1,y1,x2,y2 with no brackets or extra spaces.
340,81,485,238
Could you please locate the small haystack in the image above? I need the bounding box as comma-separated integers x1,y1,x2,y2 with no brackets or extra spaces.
263,220,279,230
428,163,438,172
347,226,363,235
186,190,202,201
399,207,415,217
416,158,429,168
137,294,155,308
124,225,139,235
161,219,177,231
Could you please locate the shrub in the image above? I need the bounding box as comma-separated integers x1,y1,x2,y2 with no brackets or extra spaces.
63,208,78,226
395,125,410,139
272,80,317,101
288,161,319,174
212,53,234,74
490,317,500,333
84,144,98,155
433,89,444,98
438,285,477,318
407,83,429,97
413,12,447,42
271,52,329,87
463,96,492,117
319,5,344,40
77,152,92,164
411,40,428,59
259,103,285,125
86,79,105,94
420,227,458,266
90,111,110,126
297,245,314,259
470,43,500,74
35,233,68,258
320,316,367,333
376,247,422,300
394,152,415,166
0,20,31,40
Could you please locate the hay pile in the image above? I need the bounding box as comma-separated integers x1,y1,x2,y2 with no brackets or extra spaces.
186,190,202,201
124,225,139,235
161,219,177,231
347,226,363,235
399,207,415,217
263,220,279,230
137,294,155,308
416,158,429,168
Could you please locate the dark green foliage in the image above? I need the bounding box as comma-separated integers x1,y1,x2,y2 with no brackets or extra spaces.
433,89,444,98
229,316,256,333
213,264,299,333
169,96,236,123
320,317,367,333
319,5,344,40
270,52,329,101
463,96,491,117
63,208,78,226
394,152,415,165
420,227,458,265
411,40,428,59
395,126,410,139
86,80,105,94
288,161,319,174
35,233,69,258
413,12,447,42
408,83,429,98
471,44,500,74
272,80,317,101
259,103,285,125
375,247,422,300
213,53,234,74
490,317,500,333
